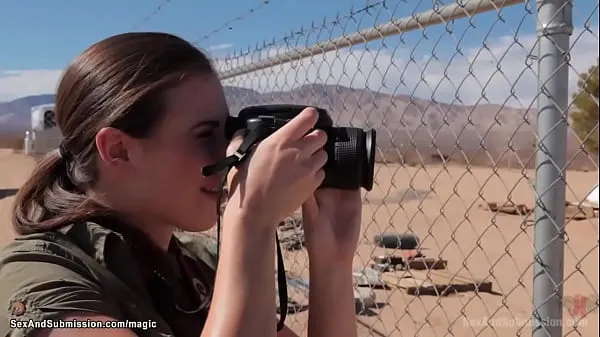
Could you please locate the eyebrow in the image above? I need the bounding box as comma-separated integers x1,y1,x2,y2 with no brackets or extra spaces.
191,120,220,130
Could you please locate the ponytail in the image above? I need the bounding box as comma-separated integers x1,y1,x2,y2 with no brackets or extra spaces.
12,149,114,235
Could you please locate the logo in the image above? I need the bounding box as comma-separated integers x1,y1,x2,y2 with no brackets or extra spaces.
563,294,597,319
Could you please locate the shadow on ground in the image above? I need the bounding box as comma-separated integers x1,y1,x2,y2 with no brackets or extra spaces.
365,187,431,204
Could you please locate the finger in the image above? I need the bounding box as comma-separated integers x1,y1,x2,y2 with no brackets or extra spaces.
314,169,326,189
226,130,251,192
307,150,328,174
272,107,319,142
298,129,328,156
302,194,319,222
226,166,240,192
307,169,326,196
226,130,246,156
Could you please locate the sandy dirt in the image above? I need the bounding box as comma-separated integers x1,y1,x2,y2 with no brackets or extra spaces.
0,149,597,336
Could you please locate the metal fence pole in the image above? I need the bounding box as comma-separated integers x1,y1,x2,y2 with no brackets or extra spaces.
533,1,573,336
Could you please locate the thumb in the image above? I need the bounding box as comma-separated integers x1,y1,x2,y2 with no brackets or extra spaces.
302,194,319,221
226,130,249,193
226,130,246,156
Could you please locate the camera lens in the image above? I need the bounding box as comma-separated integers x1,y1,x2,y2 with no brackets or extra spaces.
362,129,376,191
321,127,376,191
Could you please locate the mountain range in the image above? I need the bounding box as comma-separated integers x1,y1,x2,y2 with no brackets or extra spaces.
0,84,596,170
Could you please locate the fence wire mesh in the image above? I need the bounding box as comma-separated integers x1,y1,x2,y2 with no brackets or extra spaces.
206,0,599,336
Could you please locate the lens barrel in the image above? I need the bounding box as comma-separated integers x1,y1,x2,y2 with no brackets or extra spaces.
321,127,376,191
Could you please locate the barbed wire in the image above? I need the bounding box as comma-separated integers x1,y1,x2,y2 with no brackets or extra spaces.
130,0,173,31
192,0,273,45
216,0,390,62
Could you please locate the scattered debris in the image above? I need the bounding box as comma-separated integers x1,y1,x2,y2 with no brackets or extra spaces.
381,269,493,296
373,255,405,266
354,288,377,313
373,232,420,249
372,252,447,271
565,202,599,220
353,267,385,287
366,237,488,296
279,231,305,251
407,257,448,270
278,214,302,231
479,201,531,215
277,214,306,251
276,299,306,315
480,201,598,220
282,274,378,314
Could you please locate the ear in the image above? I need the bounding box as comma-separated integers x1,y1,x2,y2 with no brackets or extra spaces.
95,127,140,170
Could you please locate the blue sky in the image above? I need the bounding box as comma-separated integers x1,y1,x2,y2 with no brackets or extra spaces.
0,0,598,104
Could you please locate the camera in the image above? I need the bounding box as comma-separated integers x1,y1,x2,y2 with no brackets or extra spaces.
224,104,376,191
201,104,376,331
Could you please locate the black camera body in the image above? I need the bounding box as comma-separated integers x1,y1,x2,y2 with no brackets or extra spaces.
225,104,376,191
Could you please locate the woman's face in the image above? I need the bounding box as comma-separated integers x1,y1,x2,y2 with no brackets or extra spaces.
124,73,230,232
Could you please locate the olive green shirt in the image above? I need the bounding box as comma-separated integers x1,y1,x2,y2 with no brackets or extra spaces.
0,221,219,337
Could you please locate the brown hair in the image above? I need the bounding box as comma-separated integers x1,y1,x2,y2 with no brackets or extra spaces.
12,32,216,235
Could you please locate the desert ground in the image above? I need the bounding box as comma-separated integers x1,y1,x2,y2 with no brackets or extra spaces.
0,148,597,336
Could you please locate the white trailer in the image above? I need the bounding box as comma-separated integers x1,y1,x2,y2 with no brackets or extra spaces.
24,103,63,156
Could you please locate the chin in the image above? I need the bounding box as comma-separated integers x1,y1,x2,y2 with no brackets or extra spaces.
172,193,220,232
176,214,218,233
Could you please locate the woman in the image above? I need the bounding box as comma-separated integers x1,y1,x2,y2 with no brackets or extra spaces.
0,32,361,337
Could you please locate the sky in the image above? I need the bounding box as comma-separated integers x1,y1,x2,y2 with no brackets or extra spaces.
0,0,598,107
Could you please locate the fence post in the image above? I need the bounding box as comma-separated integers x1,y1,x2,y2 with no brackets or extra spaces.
533,1,573,336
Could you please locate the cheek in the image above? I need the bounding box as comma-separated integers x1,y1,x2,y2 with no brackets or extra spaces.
138,151,198,188
164,154,204,183
138,145,220,195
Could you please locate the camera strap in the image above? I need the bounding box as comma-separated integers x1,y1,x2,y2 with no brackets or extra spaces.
205,126,289,332
200,132,255,177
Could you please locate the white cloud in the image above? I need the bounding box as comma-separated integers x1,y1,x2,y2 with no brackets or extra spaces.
0,69,63,102
208,43,233,51
1,26,597,108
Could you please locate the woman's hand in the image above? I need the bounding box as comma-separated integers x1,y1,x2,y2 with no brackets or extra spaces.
302,188,362,337
224,107,328,228
205,108,328,337
301,188,362,268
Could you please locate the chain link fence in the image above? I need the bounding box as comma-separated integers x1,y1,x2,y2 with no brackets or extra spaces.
209,0,599,336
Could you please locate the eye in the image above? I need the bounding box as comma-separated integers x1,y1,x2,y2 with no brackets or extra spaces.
196,130,214,139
